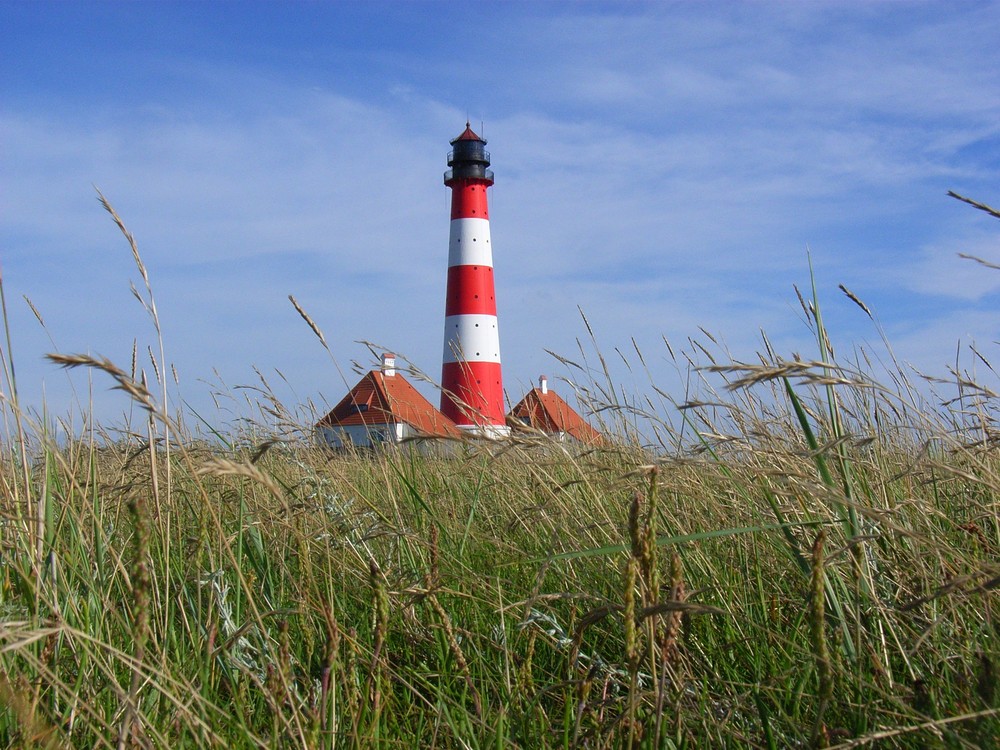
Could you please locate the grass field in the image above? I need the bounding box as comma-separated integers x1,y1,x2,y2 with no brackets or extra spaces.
0,203,997,748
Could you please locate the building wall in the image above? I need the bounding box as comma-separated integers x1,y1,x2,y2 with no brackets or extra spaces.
316,422,417,449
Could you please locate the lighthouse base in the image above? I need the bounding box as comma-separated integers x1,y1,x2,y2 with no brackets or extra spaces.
456,424,511,440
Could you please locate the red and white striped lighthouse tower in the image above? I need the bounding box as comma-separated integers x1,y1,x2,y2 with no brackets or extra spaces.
440,123,509,437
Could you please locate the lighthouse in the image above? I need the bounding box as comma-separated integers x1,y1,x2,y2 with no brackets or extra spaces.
440,123,509,437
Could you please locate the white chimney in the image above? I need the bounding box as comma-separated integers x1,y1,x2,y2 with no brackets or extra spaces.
539,375,548,394
382,352,396,377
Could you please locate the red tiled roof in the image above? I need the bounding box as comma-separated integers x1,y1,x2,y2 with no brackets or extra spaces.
317,371,461,438
509,387,603,445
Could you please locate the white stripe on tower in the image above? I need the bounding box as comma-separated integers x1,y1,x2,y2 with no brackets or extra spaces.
440,123,509,437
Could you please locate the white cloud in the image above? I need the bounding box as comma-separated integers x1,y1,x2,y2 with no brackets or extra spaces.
904,229,1000,301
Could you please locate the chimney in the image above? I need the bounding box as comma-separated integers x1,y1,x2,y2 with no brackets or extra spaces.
381,352,396,377
539,375,548,395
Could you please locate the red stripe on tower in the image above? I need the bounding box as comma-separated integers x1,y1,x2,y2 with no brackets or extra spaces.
440,123,509,437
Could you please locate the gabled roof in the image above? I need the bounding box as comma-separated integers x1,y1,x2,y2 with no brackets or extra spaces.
317,370,461,438
509,387,603,445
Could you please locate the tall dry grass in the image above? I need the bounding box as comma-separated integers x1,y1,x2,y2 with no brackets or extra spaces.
0,196,996,748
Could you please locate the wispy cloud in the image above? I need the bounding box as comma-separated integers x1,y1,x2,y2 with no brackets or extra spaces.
905,231,1000,301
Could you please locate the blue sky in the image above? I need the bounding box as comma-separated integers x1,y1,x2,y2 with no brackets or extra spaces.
3,1,1000,437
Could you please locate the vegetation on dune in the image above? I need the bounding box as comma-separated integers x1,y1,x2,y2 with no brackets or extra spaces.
0,197,997,748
